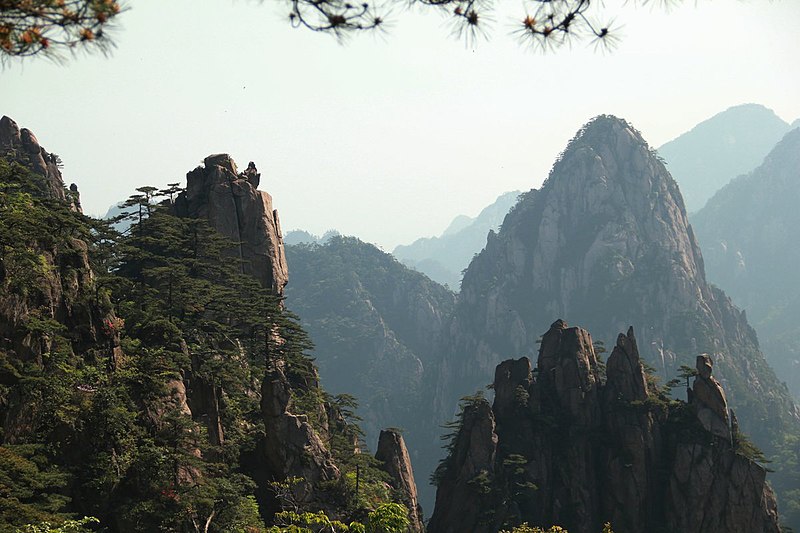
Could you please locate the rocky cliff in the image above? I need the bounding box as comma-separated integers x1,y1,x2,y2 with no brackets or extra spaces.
172,154,355,513
0,115,79,207
375,429,424,532
0,117,121,433
436,115,798,449
175,154,288,295
428,320,781,533
426,115,799,528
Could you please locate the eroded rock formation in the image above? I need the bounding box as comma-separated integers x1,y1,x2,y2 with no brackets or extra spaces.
428,321,781,533
175,154,288,295
375,429,424,532
0,115,77,205
261,365,340,497
433,115,798,488
171,154,344,505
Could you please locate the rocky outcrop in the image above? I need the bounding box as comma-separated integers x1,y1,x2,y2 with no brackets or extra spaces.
691,354,729,438
427,397,497,533
428,321,781,533
171,154,336,497
375,429,424,532
175,154,288,295
261,364,340,497
0,115,81,208
433,115,798,491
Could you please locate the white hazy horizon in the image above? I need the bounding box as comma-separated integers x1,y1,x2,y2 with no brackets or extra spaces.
2,0,799,250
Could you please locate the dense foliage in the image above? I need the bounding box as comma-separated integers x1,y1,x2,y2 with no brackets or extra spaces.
0,160,408,531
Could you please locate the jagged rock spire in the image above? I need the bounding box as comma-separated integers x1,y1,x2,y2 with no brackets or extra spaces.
690,354,730,439
375,429,424,532
429,322,781,533
174,153,288,295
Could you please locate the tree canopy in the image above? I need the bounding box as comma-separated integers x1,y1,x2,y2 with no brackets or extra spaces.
0,0,122,60
1,0,683,61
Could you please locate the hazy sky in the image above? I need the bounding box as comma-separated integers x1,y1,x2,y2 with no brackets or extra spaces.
2,0,799,249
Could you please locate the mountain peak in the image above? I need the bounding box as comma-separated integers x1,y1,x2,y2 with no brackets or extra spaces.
569,114,644,147
546,115,660,192
657,103,792,212
437,116,798,486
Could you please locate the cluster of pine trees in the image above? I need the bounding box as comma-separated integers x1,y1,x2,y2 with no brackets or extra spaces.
0,158,409,532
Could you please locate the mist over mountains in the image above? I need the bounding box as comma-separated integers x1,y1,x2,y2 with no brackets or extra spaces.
4,105,800,532
278,110,800,529
657,103,795,213
692,127,800,397
392,191,521,290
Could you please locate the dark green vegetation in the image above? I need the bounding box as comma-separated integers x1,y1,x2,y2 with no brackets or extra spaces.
0,153,409,531
657,103,794,213
393,191,520,290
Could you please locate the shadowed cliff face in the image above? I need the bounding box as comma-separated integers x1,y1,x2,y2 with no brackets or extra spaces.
285,237,456,462
175,154,288,296
428,321,781,533
434,115,798,456
375,429,424,532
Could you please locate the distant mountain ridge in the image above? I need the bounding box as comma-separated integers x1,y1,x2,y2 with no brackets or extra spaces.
284,228,341,245
393,191,520,289
692,127,800,399
658,103,793,213
285,237,456,459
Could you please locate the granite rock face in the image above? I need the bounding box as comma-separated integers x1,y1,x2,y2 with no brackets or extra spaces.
427,397,497,533
428,321,781,533
172,154,345,506
434,115,798,472
692,354,730,438
375,429,424,532
175,154,288,295
261,364,340,497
